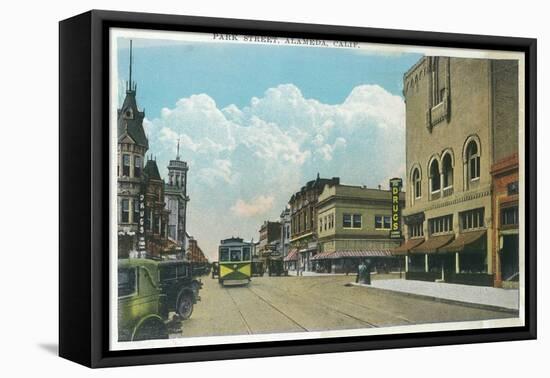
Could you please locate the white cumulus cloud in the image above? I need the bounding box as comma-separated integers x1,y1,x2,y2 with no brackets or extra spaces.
230,195,275,218
145,83,405,256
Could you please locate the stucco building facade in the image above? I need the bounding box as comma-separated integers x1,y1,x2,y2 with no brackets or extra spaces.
396,56,519,287
315,184,404,273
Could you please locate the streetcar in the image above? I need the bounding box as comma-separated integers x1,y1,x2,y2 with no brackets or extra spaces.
218,237,252,286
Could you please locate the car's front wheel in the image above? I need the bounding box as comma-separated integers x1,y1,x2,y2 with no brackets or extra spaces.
177,293,194,320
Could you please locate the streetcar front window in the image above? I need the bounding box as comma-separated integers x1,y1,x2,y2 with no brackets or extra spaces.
220,248,229,262
230,249,242,262
242,247,251,261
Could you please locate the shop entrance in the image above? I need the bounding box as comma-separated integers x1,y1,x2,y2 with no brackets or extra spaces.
428,253,455,279
501,234,519,281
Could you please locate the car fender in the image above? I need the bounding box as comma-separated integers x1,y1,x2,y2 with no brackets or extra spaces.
131,314,165,341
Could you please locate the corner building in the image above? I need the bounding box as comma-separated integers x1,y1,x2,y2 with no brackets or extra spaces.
117,71,148,257
396,56,518,287
315,184,405,273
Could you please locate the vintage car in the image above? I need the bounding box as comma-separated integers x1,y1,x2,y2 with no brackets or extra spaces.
189,261,211,277
118,259,169,342
118,259,204,341
158,260,203,320
267,258,288,277
251,261,265,277
211,261,219,279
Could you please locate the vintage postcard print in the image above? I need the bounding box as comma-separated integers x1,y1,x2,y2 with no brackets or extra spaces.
109,28,525,351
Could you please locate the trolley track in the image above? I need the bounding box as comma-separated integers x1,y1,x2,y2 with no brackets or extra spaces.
246,283,379,330
224,286,253,334
254,278,412,327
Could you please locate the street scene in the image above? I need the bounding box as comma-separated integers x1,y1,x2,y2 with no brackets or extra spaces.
113,32,522,347
174,275,515,338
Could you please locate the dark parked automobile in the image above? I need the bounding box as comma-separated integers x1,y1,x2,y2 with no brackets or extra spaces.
251,261,265,277
190,261,211,277
158,260,203,320
267,259,288,276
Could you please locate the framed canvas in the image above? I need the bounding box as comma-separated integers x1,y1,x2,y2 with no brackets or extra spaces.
59,10,537,368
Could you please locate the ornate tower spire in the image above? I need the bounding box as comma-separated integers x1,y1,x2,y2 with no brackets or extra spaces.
176,138,180,161
127,40,135,92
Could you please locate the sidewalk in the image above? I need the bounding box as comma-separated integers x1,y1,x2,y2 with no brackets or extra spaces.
287,270,348,277
355,278,519,311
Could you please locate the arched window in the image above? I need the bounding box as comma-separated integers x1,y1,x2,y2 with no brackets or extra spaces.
412,168,421,199
466,141,480,181
430,160,441,193
442,153,453,188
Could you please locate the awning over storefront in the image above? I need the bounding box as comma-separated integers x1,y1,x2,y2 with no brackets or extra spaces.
411,234,454,254
311,249,394,260
438,230,486,253
311,251,334,260
284,249,299,262
330,249,393,259
391,238,425,255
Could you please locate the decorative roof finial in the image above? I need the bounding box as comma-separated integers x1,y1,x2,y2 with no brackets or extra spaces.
176,138,180,160
128,40,134,92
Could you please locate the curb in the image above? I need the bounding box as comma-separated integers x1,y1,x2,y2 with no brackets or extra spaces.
348,282,519,315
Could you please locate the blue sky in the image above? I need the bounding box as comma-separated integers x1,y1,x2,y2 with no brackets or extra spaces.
117,37,422,259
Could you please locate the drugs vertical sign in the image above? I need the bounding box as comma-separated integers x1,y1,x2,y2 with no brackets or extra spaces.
389,178,402,239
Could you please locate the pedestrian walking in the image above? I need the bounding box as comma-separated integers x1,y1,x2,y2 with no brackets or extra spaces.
356,260,368,284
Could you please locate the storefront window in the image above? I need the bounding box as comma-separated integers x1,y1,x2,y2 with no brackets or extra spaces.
459,253,487,273
408,255,425,272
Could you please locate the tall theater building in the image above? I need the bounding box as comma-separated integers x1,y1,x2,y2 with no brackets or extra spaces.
394,56,519,287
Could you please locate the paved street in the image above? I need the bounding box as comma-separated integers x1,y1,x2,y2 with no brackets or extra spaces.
171,275,516,338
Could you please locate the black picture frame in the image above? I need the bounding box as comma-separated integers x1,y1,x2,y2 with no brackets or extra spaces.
59,9,537,368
